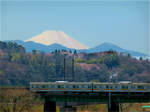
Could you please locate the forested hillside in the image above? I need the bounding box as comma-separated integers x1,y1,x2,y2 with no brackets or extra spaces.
0,41,150,86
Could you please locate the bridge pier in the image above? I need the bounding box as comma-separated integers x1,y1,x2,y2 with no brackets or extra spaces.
108,101,119,112
44,97,56,112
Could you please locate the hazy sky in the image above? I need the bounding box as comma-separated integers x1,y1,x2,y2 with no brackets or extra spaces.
0,0,149,54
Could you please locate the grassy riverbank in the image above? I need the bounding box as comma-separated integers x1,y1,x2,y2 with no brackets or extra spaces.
31,103,150,112
0,88,150,112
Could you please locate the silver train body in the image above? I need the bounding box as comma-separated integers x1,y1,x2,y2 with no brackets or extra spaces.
30,82,150,92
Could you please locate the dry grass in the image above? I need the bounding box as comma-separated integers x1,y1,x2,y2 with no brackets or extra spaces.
18,103,150,112
77,104,107,112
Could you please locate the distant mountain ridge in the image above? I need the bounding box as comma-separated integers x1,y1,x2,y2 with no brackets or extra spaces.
9,40,147,57
89,42,125,52
86,42,147,57
10,40,71,52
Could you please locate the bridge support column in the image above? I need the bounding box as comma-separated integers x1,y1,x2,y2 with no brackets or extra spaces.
44,98,56,112
108,101,119,112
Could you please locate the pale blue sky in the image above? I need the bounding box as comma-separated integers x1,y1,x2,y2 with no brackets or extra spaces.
0,0,149,54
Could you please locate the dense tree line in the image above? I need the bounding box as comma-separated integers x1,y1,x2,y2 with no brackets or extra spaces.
0,41,150,86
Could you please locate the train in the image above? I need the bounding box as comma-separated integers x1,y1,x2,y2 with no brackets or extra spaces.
30,82,150,92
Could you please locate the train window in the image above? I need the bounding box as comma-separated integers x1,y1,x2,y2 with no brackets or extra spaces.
93,85,97,88
34,85,38,88
76,85,79,88
145,86,149,89
98,86,101,88
51,85,55,88
36,85,40,88
99,86,103,89
72,85,79,88
57,85,61,88
88,85,92,88
65,85,69,88
42,85,46,88
106,85,109,89
114,86,118,89
144,86,148,89
137,86,144,89
39,85,43,88
73,85,76,88
131,86,135,89
81,85,85,88
122,85,128,89
110,86,113,89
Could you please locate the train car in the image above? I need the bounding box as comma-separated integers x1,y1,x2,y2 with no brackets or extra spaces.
30,82,93,92
93,82,150,92
30,82,150,92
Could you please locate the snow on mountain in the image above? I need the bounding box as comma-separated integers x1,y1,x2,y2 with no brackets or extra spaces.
25,31,88,50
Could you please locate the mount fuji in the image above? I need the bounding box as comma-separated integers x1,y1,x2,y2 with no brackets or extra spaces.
25,31,88,50
7,30,147,57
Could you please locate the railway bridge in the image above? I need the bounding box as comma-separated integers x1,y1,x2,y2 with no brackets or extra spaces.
30,82,150,112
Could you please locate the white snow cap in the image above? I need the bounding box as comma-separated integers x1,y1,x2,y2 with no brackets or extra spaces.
25,30,88,50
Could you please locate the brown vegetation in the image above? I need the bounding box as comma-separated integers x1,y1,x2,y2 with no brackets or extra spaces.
0,88,41,112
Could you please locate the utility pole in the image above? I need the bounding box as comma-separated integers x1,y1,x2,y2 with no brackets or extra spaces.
72,54,75,81
64,57,66,81
108,74,112,111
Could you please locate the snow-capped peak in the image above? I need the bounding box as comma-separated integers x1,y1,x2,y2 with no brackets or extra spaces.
25,30,88,49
